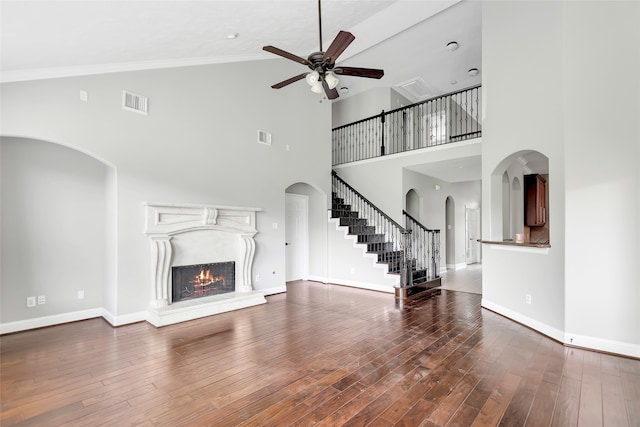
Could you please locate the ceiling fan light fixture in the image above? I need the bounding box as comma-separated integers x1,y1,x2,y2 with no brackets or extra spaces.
306,70,320,85
310,81,323,93
325,72,339,89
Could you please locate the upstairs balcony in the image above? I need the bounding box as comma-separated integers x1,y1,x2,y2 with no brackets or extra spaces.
332,85,481,166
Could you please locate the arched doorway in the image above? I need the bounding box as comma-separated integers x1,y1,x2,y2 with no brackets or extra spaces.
285,183,327,283
405,188,420,220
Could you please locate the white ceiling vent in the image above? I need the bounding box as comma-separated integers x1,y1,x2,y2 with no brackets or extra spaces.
395,77,434,102
257,130,272,146
122,90,148,115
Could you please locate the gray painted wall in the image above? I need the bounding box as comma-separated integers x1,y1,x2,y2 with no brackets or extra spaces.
482,0,639,354
1,138,108,320
402,168,481,270
1,58,332,324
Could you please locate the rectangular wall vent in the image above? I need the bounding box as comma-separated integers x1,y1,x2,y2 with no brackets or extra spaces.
122,90,148,115
257,130,272,146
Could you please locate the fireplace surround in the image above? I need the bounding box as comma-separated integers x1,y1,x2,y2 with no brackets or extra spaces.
143,202,266,327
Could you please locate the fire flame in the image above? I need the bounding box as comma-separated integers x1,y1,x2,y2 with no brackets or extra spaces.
191,269,224,287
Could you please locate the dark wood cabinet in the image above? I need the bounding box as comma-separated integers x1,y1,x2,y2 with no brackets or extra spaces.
525,174,546,226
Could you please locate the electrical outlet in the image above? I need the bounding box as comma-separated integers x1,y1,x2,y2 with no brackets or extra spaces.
27,296,36,308
78,290,85,300
525,294,532,305
37,295,45,305
255,274,260,283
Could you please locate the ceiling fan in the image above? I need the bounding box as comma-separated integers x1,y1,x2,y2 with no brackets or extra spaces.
263,0,384,100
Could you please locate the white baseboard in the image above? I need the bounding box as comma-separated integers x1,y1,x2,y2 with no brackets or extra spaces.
446,263,467,271
482,299,640,358
305,274,328,283
564,332,640,359
259,286,287,296
293,275,396,294
325,277,395,294
481,299,565,343
0,308,104,335
101,309,147,327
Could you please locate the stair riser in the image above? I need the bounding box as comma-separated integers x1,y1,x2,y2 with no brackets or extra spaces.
332,203,351,211
367,242,394,252
339,218,367,227
357,235,385,243
349,225,376,235
331,210,359,219
378,252,403,263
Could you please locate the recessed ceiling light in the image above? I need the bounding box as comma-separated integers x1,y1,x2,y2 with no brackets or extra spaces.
226,33,239,40
339,87,349,94
446,41,458,51
450,80,458,85
468,68,479,76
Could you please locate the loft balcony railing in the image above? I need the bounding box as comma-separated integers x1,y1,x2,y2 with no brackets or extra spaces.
332,85,481,166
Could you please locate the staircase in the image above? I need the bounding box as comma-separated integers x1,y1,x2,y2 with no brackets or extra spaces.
331,173,441,298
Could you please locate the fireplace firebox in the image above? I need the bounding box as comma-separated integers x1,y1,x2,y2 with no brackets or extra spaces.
171,261,235,303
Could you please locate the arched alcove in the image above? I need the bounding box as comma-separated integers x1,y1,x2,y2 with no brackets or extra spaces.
502,172,511,238
491,150,549,243
511,177,523,239
0,136,117,325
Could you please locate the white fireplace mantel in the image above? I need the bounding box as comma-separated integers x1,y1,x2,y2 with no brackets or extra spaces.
143,202,266,327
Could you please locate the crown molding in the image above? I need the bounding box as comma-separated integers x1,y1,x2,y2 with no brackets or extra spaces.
0,54,268,83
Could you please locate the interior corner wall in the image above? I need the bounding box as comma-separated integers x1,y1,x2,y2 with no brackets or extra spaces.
0,58,331,326
481,0,565,337
562,1,640,351
332,87,393,128
402,168,481,270
1,137,108,324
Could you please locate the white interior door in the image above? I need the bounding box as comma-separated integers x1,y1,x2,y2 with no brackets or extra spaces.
465,207,481,264
285,194,308,282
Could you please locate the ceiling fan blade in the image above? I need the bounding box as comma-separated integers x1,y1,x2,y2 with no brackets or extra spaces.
263,46,312,67
321,31,355,64
271,73,309,89
334,67,384,79
322,78,339,100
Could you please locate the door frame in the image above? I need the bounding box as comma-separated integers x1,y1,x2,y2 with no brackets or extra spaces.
465,207,481,264
285,193,309,282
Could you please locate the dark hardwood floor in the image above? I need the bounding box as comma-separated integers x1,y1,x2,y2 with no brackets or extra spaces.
1,282,639,426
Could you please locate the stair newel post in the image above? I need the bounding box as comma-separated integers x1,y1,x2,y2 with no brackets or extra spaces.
401,229,412,289
431,231,438,279
380,110,386,156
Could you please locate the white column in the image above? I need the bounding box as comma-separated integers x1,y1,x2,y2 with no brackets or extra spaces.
238,233,256,293
149,236,172,308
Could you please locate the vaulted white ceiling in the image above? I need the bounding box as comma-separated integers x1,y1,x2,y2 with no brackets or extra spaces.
1,0,481,102
1,0,483,182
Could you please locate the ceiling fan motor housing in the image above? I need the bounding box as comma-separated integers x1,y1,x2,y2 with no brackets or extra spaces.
308,51,333,74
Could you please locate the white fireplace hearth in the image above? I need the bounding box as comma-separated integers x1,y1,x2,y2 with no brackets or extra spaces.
143,202,266,327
